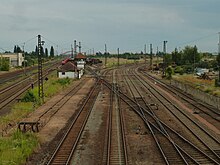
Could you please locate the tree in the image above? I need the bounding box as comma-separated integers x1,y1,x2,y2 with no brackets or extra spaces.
45,48,48,58
50,46,54,58
0,57,9,71
164,54,172,66
16,46,22,53
171,48,182,65
40,46,44,57
14,45,17,53
166,66,174,80
35,46,38,56
182,45,200,65
217,53,220,84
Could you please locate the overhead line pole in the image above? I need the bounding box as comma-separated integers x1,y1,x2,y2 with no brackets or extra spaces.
117,48,120,67
38,35,44,103
144,44,146,65
218,32,220,84
22,42,26,76
105,44,107,67
163,40,168,77
150,44,153,70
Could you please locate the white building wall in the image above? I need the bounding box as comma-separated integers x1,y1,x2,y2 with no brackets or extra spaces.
0,53,24,67
77,60,85,69
58,71,78,78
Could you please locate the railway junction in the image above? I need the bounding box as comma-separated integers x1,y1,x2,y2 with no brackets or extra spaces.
0,59,220,165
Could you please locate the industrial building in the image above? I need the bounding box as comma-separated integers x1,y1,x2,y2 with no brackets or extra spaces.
0,53,24,67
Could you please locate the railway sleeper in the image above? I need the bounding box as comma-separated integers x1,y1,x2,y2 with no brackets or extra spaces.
18,121,40,133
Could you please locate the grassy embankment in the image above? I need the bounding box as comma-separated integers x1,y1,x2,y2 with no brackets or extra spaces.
173,74,220,97
0,72,75,164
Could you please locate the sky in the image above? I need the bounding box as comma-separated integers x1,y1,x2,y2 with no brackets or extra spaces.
0,0,220,54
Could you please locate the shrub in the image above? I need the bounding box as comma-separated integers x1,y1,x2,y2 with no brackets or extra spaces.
174,66,184,75
215,79,220,87
166,66,174,79
56,77,71,86
21,90,36,102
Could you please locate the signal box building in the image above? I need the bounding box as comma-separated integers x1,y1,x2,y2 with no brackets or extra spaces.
57,61,79,79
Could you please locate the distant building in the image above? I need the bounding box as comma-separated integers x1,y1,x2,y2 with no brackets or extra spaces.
57,61,79,79
74,53,86,61
0,53,24,67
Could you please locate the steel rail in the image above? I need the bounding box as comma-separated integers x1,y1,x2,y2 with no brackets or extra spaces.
101,78,220,165
47,81,100,165
131,69,220,163
140,69,220,117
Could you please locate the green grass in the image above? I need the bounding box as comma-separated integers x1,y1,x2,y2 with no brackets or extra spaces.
173,74,220,97
0,131,38,165
0,73,75,164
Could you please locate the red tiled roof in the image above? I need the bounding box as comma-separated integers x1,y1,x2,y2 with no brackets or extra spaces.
58,61,77,72
75,53,86,59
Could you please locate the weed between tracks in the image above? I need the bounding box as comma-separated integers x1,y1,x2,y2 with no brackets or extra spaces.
0,74,75,164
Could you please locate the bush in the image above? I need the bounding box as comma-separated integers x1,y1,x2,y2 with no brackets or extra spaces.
21,90,36,102
166,66,174,79
56,77,71,86
174,66,184,75
215,79,220,87
0,58,10,71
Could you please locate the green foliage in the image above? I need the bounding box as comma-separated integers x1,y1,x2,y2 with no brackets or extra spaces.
0,57,10,71
0,130,38,165
171,45,200,66
50,46,54,58
21,90,36,102
215,79,220,87
174,66,184,75
171,48,182,65
166,66,174,79
182,65,193,73
56,77,71,86
217,54,220,66
164,54,172,65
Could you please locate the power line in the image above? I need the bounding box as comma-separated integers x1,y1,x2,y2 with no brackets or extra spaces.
176,32,217,47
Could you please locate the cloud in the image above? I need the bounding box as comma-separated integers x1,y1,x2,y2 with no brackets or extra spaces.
0,0,219,53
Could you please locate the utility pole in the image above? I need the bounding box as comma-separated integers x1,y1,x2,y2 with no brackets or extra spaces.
163,41,168,76
150,44,153,70
74,40,77,57
117,48,120,67
71,44,73,59
38,35,44,103
105,44,107,67
79,42,81,53
156,46,159,67
218,32,220,84
22,42,26,76
144,44,147,65
218,32,220,55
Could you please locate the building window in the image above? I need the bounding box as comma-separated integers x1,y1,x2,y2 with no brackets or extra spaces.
62,72,65,75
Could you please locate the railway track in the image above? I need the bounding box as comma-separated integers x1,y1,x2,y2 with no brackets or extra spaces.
102,77,220,164
0,61,60,114
18,78,91,133
99,63,220,164
106,70,128,165
140,68,220,120
47,80,100,164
